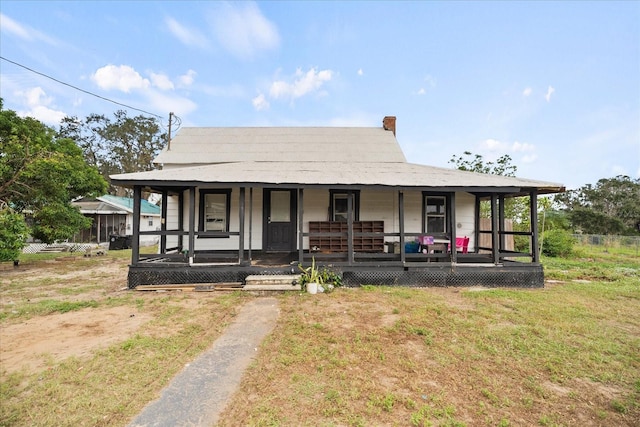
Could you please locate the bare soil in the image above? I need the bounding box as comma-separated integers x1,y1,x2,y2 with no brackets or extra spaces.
1,305,152,374
1,257,138,374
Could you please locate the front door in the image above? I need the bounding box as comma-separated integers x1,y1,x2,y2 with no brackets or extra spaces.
263,189,297,252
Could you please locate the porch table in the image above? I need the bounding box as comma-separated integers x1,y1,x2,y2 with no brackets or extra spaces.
419,239,450,262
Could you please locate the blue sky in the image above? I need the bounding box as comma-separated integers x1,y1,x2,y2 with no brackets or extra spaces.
1,1,638,189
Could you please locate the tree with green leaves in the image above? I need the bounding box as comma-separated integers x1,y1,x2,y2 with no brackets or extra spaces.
448,151,524,220
554,175,640,235
58,110,166,196
0,101,107,254
449,151,518,177
0,209,30,262
449,151,565,251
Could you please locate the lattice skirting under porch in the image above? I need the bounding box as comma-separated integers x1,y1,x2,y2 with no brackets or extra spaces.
341,265,544,288
127,264,544,289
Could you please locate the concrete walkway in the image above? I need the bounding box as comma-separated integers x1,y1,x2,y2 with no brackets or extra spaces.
128,297,280,427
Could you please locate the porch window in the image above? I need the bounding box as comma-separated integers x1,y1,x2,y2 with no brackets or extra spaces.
424,195,447,233
199,190,231,233
330,190,360,222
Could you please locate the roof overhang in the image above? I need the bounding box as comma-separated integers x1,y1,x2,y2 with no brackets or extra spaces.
111,162,565,196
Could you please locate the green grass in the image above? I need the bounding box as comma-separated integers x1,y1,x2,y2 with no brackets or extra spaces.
219,244,640,425
0,291,247,427
2,244,638,426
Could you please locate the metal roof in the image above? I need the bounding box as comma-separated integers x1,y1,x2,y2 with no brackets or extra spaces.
154,126,407,165
111,125,564,194
111,161,564,194
73,195,161,215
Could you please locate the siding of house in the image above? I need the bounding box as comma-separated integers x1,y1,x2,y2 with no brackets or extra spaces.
165,194,181,250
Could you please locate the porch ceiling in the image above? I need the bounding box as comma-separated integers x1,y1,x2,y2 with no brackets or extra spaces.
111,161,565,195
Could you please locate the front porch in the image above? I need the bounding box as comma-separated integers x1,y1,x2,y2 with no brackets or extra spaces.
126,185,544,288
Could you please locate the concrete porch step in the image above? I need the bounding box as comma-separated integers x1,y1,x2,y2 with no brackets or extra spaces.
243,274,301,291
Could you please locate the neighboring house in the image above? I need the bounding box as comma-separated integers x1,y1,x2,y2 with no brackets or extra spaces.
110,117,564,288
72,195,161,246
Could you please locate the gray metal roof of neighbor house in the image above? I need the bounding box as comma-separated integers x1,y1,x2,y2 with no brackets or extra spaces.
111,123,564,195
73,195,161,215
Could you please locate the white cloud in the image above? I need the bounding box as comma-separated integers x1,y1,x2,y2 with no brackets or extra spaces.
208,2,280,59
165,17,209,49
16,87,65,125
357,68,363,76
424,74,436,87
24,105,66,125
522,87,532,97
145,91,197,117
269,67,333,100
479,138,538,166
0,13,30,39
150,72,174,91
511,141,535,152
0,13,59,45
91,64,150,93
417,75,436,95
481,138,507,151
178,70,197,86
481,139,536,153
252,93,269,111
23,86,51,107
545,85,555,102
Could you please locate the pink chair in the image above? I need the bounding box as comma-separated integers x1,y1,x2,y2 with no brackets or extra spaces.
452,236,469,253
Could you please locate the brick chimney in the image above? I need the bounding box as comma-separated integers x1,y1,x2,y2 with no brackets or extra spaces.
382,116,396,136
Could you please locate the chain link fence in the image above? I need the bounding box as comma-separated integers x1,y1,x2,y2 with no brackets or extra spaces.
572,234,640,255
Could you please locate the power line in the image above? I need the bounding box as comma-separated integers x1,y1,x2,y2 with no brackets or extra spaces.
0,56,163,119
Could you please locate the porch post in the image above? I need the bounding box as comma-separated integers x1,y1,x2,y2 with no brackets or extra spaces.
160,189,168,253
188,187,195,264
499,195,506,252
530,189,539,263
450,192,457,263
491,193,499,264
248,187,253,263
239,187,245,264
298,188,304,264
399,191,405,263
347,191,354,266
178,191,184,253
97,214,101,244
474,195,481,254
132,185,141,265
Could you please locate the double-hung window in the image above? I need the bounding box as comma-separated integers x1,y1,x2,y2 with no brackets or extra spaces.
424,195,447,233
199,190,231,235
330,190,360,222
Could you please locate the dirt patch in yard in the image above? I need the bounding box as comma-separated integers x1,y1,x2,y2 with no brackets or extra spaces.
1,305,152,374
1,256,145,374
